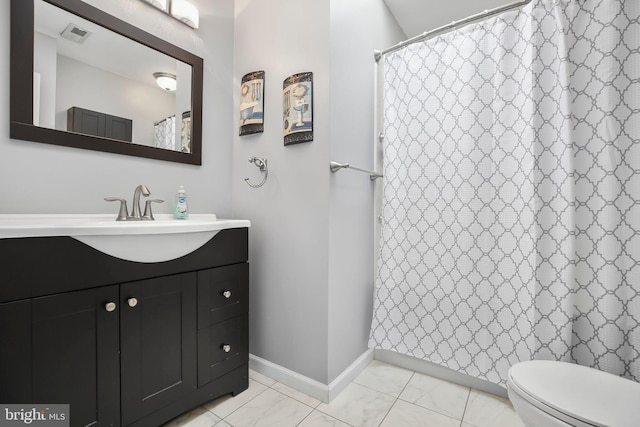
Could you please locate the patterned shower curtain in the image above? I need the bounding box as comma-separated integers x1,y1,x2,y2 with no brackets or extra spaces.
369,0,640,386
154,115,176,150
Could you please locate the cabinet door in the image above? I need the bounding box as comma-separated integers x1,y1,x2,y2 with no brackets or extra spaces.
120,273,197,426
105,115,132,142
0,287,120,427
68,106,106,137
0,299,32,402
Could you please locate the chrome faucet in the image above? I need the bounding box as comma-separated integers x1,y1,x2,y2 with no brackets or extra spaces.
105,184,163,221
130,184,151,220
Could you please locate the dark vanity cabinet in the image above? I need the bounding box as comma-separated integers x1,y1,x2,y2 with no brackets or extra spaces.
67,106,133,142
0,228,249,427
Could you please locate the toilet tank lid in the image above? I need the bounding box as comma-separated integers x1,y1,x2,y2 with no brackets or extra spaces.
509,361,640,427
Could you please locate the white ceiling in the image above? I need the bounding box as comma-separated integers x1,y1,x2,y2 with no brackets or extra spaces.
36,0,517,81
35,0,177,89
383,0,514,38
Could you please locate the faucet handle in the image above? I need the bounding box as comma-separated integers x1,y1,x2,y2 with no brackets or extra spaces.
142,199,164,220
104,197,129,221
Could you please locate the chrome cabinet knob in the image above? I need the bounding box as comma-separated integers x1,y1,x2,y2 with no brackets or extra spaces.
222,344,231,353
222,290,232,299
105,302,117,312
127,298,138,308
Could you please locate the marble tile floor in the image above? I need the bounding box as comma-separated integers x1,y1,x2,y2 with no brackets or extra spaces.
163,360,526,427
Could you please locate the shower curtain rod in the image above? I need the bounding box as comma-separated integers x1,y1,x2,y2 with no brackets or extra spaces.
375,0,532,61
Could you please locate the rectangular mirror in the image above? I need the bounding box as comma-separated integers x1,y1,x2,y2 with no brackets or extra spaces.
11,0,204,165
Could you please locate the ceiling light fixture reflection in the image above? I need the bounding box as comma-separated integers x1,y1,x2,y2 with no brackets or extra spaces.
153,72,177,91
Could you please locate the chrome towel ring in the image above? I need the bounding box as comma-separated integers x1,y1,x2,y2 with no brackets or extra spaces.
244,157,268,188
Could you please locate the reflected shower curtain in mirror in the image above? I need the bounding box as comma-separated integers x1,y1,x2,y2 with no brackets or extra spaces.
369,0,640,386
154,115,176,150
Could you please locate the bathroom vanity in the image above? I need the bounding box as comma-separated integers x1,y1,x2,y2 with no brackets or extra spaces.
0,216,249,426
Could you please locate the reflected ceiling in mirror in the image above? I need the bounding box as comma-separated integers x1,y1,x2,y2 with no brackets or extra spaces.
10,0,203,165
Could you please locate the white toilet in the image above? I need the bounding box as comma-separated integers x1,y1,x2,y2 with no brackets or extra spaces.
507,360,640,427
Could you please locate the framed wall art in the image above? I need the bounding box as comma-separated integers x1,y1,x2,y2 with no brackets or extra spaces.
283,72,313,145
239,70,265,136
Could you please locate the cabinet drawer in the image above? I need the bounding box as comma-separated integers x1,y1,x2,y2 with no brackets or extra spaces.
197,315,248,387
197,263,248,328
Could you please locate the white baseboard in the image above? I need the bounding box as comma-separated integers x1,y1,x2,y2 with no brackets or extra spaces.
327,349,375,402
374,349,507,397
249,349,374,403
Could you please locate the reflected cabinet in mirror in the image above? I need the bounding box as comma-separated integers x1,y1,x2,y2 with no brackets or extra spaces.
10,0,203,165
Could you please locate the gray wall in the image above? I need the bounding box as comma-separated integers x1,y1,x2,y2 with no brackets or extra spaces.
0,0,235,216
55,56,175,146
233,0,332,384
328,0,404,383
233,0,403,384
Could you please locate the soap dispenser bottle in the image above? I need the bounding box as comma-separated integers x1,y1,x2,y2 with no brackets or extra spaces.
174,186,189,219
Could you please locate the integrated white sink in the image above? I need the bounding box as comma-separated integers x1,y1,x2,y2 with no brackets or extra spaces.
0,214,250,262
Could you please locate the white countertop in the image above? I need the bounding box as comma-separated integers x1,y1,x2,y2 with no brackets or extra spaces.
0,214,250,239
0,214,251,262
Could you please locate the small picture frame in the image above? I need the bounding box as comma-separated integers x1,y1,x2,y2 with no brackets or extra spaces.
239,71,265,136
283,72,313,145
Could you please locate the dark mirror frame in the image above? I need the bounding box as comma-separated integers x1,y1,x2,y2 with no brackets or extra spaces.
10,0,204,165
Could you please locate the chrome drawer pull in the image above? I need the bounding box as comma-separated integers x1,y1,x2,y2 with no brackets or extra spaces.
222,344,231,353
222,290,232,299
105,302,117,312
127,297,138,308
